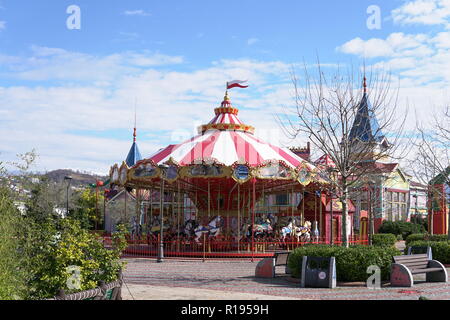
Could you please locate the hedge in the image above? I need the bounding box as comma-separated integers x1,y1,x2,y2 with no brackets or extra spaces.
378,221,425,239
405,233,449,246
287,245,401,282
406,240,450,264
371,234,397,247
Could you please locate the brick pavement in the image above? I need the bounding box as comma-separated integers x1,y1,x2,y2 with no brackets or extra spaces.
122,258,450,300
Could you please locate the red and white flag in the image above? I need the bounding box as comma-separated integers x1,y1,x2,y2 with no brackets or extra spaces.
227,80,248,89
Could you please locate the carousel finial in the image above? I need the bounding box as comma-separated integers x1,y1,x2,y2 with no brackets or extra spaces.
363,76,367,94
133,99,137,142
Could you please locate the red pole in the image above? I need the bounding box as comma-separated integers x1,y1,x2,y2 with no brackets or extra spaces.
251,178,256,262
95,185,99,230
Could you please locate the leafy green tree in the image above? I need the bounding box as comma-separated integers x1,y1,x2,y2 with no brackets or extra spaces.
71,188,104,230
0,187,27,299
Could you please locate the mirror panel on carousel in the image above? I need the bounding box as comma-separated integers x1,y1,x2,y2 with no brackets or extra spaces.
232,164,250,183
297,167,312,186
189,164,224,177
257,162,292,179
133,162,158,178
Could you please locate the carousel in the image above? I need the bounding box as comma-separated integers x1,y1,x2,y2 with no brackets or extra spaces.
108,85,330,258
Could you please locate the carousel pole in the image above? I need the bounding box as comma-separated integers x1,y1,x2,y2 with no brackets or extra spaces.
251,178,256,262
157,179,165,263
248,188,251,253
208,179,211,218
195,190,198,221
205,179,211,262
177,181,181,251
238,183,241,253
302,188,305,226
150,187,153,227
135,188,140,238
124,187,127,222
319,189,323,242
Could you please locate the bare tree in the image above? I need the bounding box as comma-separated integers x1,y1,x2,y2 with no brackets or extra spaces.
410,106,450,238
280,63,409,247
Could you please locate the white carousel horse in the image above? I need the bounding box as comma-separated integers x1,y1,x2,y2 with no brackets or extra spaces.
280,219,312,242
280,218,296,242
194,216,223,243
292,221,312,242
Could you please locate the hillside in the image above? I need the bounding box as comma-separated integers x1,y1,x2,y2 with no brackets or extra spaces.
44,169,108,187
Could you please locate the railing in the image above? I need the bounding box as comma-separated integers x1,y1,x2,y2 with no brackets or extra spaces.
104,234,368,260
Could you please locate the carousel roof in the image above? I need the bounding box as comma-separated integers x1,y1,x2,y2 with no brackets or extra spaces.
125,127,142,167
149,92,316,170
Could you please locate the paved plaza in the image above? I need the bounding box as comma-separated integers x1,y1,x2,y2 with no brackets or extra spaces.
122,258,450,300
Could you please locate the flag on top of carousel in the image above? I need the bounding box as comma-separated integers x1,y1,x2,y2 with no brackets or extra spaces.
226,80,248,89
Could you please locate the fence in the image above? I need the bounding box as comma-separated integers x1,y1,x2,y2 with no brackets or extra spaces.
104,235,368,260
47,277,123,300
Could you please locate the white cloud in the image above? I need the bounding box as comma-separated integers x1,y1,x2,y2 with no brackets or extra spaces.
337,1,450,162
124,10,151,17
337,33,432,58
0,20,5,31
0,48,298,173
392,0,450,27
0,46,184,83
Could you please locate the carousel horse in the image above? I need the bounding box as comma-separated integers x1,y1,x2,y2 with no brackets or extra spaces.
130,216,142,240
280,218,311,242
244,217,274,239
193,216,223,243
292,221,312,242
183,219,199,238
280,218,296,241
148,216,170,236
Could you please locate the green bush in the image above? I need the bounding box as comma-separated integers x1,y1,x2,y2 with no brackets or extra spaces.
0,187,27,300
378,221,425,239
287,245,400,282
405,233,449,245
406,240,450,264
371,234,397,247
23,218,128,300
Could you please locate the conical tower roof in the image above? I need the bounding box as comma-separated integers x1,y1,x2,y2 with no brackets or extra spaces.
125,125,142,167
349,77,386,143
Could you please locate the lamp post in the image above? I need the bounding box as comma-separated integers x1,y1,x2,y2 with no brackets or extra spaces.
64,176,73,217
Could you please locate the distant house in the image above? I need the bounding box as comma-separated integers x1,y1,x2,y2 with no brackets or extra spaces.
409,181,428,217
429,167,450,235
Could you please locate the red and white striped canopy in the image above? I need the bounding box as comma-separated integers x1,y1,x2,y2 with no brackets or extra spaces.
315,154,337,169
148,92,316,170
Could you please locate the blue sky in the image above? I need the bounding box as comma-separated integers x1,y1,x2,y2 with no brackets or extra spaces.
0,0,449,173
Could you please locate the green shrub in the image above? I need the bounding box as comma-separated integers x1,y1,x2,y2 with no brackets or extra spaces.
396,234,403,241
406,240,450,264
0,187,27,300
405,233,449,245
23,218,128,300
371,234,397,247
378,221,425,239
287,245,400,282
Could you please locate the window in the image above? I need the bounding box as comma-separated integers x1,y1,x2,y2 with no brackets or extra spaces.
385,191,408,221
275,193,289,206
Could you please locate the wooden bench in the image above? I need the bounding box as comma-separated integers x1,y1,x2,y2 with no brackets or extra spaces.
255,251,291,278
390,254,448,287
274,251,291,275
